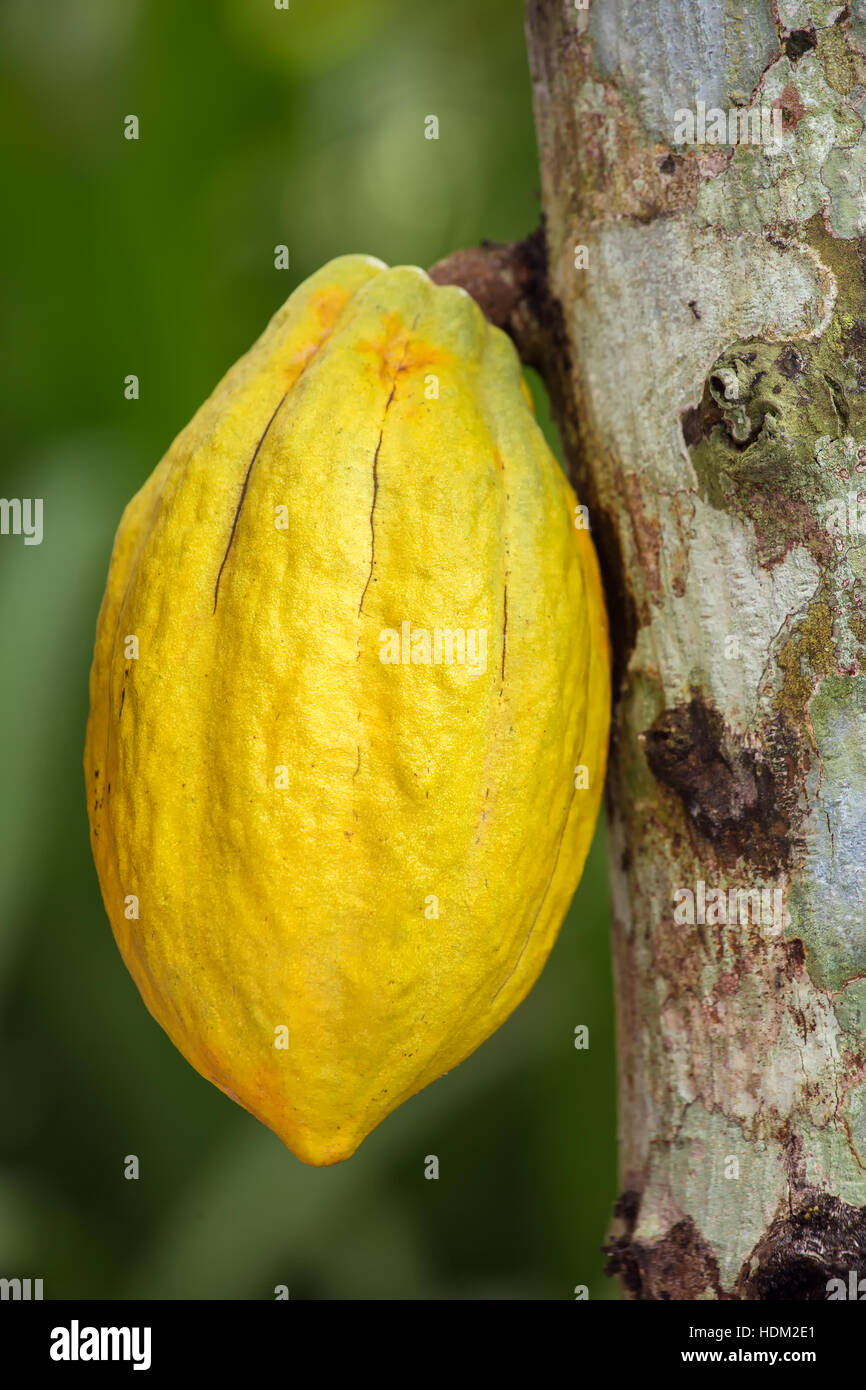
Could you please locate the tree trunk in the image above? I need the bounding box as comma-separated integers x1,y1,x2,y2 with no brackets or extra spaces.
440,0,866,1298
526,0,866,1300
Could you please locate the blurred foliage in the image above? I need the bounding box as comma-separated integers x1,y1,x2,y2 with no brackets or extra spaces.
0,0,618,1299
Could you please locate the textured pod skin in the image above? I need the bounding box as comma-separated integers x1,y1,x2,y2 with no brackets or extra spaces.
85,255,610,1166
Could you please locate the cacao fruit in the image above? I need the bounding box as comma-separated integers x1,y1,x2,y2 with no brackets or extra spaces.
84,254,610,1165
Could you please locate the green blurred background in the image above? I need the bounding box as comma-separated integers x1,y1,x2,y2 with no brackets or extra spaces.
0,0,617,1299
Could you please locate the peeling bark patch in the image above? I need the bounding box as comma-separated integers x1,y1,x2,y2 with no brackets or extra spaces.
643,695,797,873
606,1197,724,1301
784,29,818,60
776,82,808,129
741,1192,866,1299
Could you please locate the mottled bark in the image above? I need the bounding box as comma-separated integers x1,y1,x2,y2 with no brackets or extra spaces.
437,0,866,1299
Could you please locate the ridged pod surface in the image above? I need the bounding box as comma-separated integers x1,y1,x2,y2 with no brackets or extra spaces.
84,255,610,1165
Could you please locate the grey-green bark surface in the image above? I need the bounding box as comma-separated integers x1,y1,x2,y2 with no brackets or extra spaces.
522,0,866,1298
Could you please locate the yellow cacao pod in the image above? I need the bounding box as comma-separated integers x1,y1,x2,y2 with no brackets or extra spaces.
84,254,610,1166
